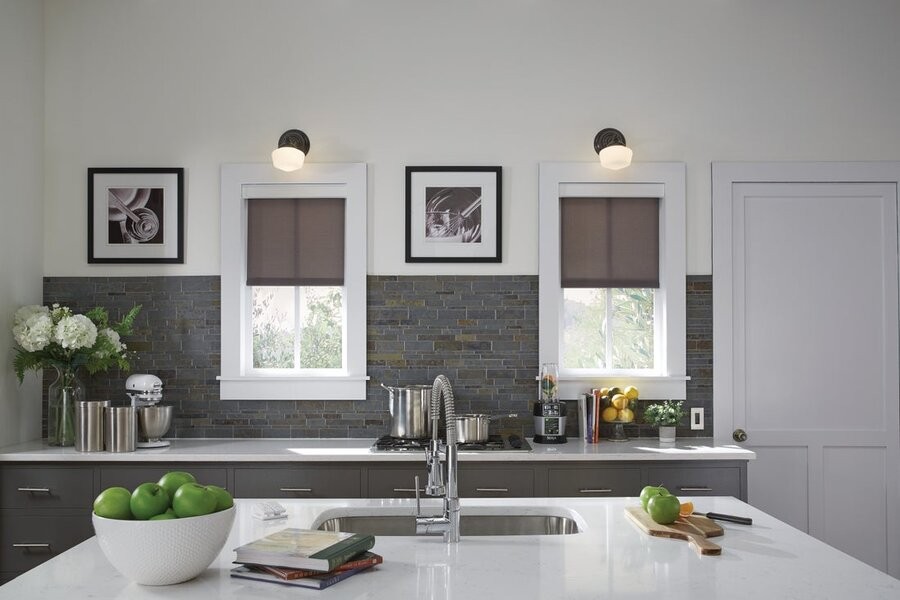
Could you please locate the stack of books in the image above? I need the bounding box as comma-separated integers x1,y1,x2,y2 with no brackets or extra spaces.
231,528,380,590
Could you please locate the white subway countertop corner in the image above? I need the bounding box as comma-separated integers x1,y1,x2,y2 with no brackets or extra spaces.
0,437,754,462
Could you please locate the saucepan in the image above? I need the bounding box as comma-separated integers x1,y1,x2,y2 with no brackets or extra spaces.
453,413,518,443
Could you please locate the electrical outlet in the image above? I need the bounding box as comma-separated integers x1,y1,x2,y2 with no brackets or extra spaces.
690,407,704,431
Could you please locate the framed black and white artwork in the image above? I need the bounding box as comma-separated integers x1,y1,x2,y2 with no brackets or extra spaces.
405,166,502,263
87,167,184,264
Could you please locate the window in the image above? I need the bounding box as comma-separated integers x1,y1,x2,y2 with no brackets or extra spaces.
219,164,367,400
538,163,687,399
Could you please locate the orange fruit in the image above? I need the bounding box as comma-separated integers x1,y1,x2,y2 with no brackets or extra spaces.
679,501,694,517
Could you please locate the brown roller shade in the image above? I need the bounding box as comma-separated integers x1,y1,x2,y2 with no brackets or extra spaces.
560,197,659,288
246,197,345,286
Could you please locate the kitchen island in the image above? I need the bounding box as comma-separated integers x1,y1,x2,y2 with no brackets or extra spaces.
0,496,896,599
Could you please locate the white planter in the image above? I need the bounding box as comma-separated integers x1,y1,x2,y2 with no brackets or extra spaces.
658,426,676,444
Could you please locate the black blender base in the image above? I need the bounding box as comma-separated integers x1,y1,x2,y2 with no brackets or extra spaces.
533,434,567,444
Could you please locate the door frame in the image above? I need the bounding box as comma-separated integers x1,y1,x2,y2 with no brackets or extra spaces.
712,161,900,577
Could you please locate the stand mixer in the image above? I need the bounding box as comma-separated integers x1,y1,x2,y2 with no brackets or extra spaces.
126,374,172,448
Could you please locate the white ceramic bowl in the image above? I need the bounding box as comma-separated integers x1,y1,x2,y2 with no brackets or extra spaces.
92,506,235,585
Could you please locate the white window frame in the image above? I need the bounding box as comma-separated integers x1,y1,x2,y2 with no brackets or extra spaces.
219,163,368,400
539,162,688,399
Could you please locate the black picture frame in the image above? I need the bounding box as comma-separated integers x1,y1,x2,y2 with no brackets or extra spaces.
87,167,184,264
405,166,502,263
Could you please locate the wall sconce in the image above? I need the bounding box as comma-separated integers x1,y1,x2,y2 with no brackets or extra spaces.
593,128,633,170
271,129,310,172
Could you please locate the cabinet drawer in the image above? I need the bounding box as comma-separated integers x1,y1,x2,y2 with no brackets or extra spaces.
458,467,534,497
645,466,742,498
99,466,228,492
0,511,94,573
234,467,361,498
367,467,428,498
548,467,642,497
0,467,94,509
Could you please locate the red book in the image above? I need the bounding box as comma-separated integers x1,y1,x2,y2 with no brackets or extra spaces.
245,552,383,580
592,389,602,443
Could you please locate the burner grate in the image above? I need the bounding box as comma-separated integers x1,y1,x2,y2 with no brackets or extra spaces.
372,434,530,452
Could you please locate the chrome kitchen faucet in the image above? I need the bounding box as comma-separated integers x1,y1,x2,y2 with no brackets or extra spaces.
414,374,460,543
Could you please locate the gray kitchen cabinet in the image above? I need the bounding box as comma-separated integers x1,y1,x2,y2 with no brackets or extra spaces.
99,465,229,493
233,466,362,498
458,466,535,497
366,466,428,498
645,465,743,499
548,466,642,497
0,466,95,508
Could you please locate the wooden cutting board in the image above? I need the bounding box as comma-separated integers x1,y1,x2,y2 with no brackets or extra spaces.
624,506,724,555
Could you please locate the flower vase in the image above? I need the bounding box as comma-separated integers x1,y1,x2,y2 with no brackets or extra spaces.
658,425,676,444
47,367,84,447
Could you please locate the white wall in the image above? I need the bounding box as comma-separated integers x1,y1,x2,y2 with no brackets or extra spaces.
42,0,900,277
0,0,45,445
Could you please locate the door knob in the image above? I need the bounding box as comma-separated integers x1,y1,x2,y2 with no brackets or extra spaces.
733,428,747,442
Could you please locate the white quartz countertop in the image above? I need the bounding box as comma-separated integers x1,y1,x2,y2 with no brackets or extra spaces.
1,496,895,599
0,437,754,462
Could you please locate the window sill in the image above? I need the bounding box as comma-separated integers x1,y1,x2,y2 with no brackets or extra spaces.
217,376,370,401
554,375,689,400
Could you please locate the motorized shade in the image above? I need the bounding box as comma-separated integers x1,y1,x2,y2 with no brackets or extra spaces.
560,196,660,288
246,197,345,286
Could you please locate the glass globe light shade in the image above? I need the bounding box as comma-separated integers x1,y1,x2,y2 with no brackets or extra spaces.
598,144,633,170
271,146,306,172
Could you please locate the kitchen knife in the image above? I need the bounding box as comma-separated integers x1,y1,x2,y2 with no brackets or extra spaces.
693,511,753,525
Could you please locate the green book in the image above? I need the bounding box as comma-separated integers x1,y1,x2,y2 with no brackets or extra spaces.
233,528,375,572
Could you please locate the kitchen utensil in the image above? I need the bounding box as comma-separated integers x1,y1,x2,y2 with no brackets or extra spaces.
453,413,518,443
624,506,724,555
104,406,136,453
381,383,432,439
693,511,753,525
533,400,567,444
75,400,110,452
137,405,173,448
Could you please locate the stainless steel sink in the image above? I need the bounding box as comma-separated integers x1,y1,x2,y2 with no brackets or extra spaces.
313,510,579,536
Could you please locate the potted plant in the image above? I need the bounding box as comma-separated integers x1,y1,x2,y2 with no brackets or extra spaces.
12,303,141,446
644,399,686,443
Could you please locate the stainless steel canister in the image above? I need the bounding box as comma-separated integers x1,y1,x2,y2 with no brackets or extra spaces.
104,406,136,452
381,383,432,439
75,400,110,452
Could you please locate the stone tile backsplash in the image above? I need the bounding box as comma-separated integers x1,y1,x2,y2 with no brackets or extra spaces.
42,275,713,439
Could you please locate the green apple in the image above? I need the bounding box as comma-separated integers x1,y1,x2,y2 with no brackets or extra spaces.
172,482,218,518
149,511,177,520
648,493,681,524
157,471,197,503
130,482,171,520
93,486,133,520
205,485,234,511
639,485,669,511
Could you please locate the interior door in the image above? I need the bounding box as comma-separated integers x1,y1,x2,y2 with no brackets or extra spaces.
713,165,900,578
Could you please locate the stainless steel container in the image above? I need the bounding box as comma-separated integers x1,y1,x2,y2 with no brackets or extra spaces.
381,383,432,439
137,405,173,443
453,413,518,443
104,406,136,452
75,400,110,452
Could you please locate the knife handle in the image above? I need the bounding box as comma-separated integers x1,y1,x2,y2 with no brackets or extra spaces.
705,512,752,525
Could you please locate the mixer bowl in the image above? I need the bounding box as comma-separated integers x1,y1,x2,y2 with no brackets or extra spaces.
138,405,173,441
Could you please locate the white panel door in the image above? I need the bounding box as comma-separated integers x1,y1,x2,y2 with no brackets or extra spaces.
713,164,900,578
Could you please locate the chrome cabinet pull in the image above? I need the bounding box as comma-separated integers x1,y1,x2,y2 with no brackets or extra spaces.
393,488,425,493
579,488,612,493
278,488,312,493
17,487,51,493
475,488,509,493
679,486,713,492
13,543,51,549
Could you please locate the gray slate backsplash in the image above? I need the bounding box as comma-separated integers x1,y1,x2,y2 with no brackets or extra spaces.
42,275,712,439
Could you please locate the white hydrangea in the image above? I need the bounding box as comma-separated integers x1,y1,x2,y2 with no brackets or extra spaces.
14,305,49,327
54,314,98,350
99,328,123,355
13,313,53,352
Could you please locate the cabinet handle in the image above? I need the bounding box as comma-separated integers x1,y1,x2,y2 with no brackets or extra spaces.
13,543,51,549
279,488,312,493
17,487,51,493
475,488,509,493
678,486,713,492
392,488,425,493
579,488,612,493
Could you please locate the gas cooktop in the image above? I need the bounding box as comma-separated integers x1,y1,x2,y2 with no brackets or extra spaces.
372,434,531,452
